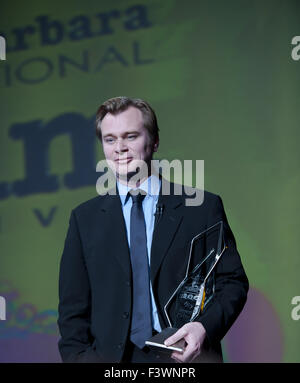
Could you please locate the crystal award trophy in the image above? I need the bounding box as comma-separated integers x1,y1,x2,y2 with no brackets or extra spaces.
145,221,226,353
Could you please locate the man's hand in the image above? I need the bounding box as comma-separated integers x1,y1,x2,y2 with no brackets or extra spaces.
164,322,206,363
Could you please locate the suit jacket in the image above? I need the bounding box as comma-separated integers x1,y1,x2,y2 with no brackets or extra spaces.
57,182,249,363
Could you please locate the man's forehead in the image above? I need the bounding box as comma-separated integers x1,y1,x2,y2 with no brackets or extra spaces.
102,106,143,125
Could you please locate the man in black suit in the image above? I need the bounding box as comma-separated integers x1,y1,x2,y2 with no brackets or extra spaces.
57,97,248,363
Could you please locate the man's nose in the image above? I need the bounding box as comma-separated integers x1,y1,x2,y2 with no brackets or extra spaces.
115,139,128,153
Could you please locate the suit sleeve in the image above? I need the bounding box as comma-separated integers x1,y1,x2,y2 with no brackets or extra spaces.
197,195,249,345
57,210,100,363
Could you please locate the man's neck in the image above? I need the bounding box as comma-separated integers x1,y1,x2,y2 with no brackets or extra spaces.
117,174,150,189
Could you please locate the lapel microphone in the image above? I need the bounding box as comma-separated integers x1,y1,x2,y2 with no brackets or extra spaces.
154,203,164,225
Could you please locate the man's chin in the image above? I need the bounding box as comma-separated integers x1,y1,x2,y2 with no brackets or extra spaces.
116,170,150,186
115,164,133,177
114,160,151,184
116,170,139,182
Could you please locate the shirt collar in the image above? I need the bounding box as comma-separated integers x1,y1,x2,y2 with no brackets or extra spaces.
118,174,161,206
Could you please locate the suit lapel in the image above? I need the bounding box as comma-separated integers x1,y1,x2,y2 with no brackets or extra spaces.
150,182,183,282
97,191,132,277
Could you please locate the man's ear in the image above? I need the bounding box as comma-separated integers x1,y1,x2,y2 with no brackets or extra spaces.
153,139,159,152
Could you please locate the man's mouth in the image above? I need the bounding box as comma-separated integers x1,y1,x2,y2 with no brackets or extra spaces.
115,157,133,164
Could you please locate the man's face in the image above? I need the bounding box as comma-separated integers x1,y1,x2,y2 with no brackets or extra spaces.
100,107,158,182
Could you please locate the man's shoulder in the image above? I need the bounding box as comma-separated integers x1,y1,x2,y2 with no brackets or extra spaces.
167,181,221,208
72,193,112,215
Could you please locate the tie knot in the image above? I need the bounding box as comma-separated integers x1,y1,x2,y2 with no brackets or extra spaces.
129,189,146,204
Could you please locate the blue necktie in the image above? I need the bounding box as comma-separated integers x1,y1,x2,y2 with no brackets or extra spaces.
129,190,152,349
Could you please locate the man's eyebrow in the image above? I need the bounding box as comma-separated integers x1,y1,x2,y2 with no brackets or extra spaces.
125,130,140,135
103,130,140,138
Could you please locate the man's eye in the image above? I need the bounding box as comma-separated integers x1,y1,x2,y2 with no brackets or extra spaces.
127,135,137,140
105,138,114,143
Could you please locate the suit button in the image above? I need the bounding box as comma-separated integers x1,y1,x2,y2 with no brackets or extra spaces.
122,312,129,319
126,281,130,286
118,343,124,349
